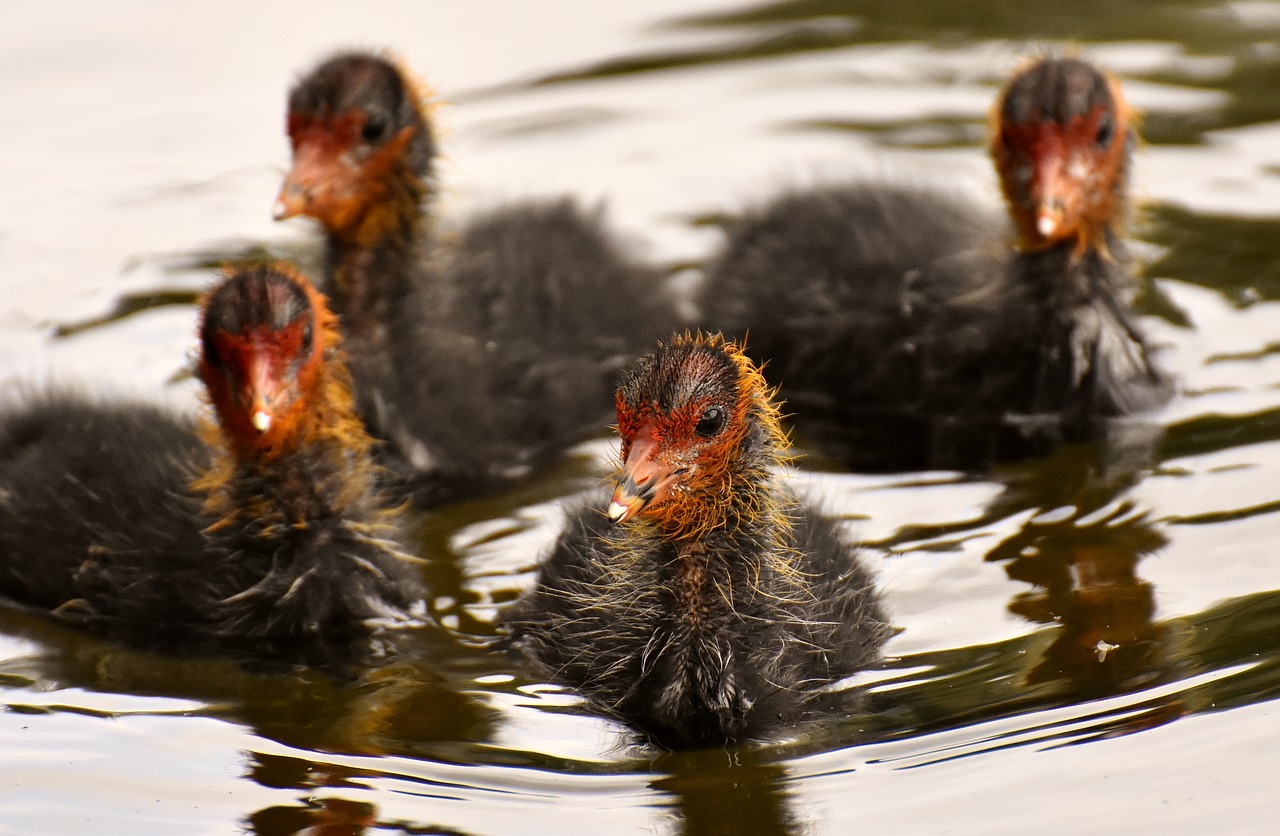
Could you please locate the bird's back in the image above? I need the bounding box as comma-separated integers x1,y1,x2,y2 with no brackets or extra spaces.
446,198,683,455
0,394,207,617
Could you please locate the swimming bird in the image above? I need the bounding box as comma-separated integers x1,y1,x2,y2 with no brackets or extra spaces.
275,51,680,500
504,332,886,748
699,56,1172,470
0,263,424,664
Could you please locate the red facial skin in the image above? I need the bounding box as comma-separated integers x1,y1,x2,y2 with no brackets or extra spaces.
608,411,713,526
199,303,324,462
607,346,762,541
993,78,1129,256
274,109,418,243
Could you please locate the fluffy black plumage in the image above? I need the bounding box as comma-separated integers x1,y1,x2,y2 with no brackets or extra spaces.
509,496,884,748
0,398,206,615
0,266,425,665
700,58,1171,471
278,52,681,501
503,334,886,748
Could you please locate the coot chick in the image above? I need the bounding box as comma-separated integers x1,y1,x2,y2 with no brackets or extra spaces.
503,333,887,749
700,56,1172,471
275,51,680,501
0,263,424,664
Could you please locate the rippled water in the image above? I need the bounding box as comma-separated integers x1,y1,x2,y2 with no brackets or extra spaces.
3,1,1280,833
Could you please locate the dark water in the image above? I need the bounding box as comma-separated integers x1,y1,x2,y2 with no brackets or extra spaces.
3,2,1280,833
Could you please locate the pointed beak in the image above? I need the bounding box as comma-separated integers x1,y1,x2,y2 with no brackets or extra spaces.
274,159,316,221
244,350,280,437
250,406,273,434
274,139,352,223
273,187,305,222
606,490,647,524
607,424,682,524
1029,140,1076,245
1036,204,1062,240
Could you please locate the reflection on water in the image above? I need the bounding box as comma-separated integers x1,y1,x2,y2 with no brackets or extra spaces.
0,608,496,759
999,501,1169,695
654,749,796,836
4,0,1280,833
250,789,383,836
981,444,1181,733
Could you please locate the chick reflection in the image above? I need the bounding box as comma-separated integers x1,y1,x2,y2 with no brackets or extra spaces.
245,756,477,836
249,783,376,836
989,501,1167,693
652,748,795,836
981,443,1183,725
0,608,494,758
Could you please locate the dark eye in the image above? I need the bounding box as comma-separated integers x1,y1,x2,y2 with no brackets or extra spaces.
300,321,314,354
1095,112,1114,148
362,112,388,144
695,406,726,437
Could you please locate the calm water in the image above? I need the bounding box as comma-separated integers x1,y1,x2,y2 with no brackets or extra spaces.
3,1,1280,833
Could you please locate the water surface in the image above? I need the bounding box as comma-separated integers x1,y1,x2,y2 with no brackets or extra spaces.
3,1,1280,833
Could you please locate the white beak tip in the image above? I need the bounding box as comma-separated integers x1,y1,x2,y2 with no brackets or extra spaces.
272,200,289,220
1036,214,1058,238
606,500,629,523
251,410,272,433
